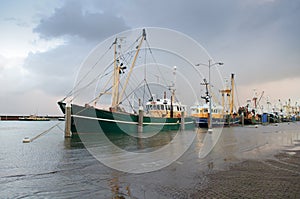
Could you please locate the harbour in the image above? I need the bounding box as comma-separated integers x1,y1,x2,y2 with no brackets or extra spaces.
0,121,299,198
1,27,300,198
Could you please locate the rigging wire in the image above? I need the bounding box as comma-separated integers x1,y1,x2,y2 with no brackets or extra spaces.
66,40,137,104
61,33,146,116
143,47,147,103
62,35,142,102
70,70,112,102
62,42,114,101
118,79,145,113
145,40,168,87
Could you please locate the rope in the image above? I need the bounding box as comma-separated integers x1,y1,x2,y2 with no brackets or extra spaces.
117,80,145,112
29,122,62,142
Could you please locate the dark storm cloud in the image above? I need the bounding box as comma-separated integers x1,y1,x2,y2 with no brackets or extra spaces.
28,0,300,95
128,0,299,85
26,0,132,96
125,0,300,85
120,0,240,40
219,0,300,85
33,0,130,41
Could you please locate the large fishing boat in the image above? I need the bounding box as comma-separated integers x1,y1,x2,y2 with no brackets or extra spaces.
191,73,241,128
220,74,240,126
238,89,264,125
190,79,225,128
191,103,224,128
58,29,194,137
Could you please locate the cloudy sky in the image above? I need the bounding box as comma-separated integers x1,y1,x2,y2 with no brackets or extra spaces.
1,0,299,115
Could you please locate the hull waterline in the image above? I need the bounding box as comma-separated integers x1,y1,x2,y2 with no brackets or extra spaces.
58,102,195,137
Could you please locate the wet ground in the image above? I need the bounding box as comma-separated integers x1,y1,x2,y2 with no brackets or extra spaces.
0,121,300,198
191,151,300,198
127,123,300,199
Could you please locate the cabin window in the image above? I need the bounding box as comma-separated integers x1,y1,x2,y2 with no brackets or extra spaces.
204,109,208,113
161,105,164,110
157,105,160,110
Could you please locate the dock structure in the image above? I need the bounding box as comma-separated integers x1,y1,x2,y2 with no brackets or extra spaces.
64,103,72,138
138,99,143,133
180,111,185,131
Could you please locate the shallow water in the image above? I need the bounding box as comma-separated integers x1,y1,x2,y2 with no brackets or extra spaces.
0,121,299,198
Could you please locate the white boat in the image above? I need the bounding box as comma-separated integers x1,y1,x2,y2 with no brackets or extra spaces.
22,137,31,143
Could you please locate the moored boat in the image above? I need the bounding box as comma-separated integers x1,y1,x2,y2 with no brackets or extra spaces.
191,103,224,128
58,29,195,137
190,78,225,128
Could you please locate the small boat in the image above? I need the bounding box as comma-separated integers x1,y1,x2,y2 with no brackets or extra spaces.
58,29,195,136
22,136,31,143
58,117,65,121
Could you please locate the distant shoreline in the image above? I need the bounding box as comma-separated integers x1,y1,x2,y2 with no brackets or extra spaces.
0,115,64,121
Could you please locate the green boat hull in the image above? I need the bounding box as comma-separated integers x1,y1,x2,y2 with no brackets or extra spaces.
58,102,195,137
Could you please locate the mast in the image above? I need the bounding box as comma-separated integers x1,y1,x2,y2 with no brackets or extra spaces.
230,73,234,115
111,38,120,108
169,66,177,118
221,92,225,115
253,89,258,110
172,66,177,104
219,77,231,115
117,29,146,106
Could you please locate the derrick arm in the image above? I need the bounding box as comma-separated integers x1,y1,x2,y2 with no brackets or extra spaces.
117,29,146,106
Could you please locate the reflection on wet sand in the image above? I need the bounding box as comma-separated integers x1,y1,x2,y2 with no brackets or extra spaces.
61,122,300,198
109,172,132,199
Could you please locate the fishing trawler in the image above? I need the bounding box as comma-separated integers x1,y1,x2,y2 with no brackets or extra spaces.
191,104,224,128
190,78,225,128
238,89,264,125
220,74,240,126
58,29,195,136
191,73,241,128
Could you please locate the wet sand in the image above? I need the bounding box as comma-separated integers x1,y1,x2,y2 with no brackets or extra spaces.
191,151,300,198
110,123,300,198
